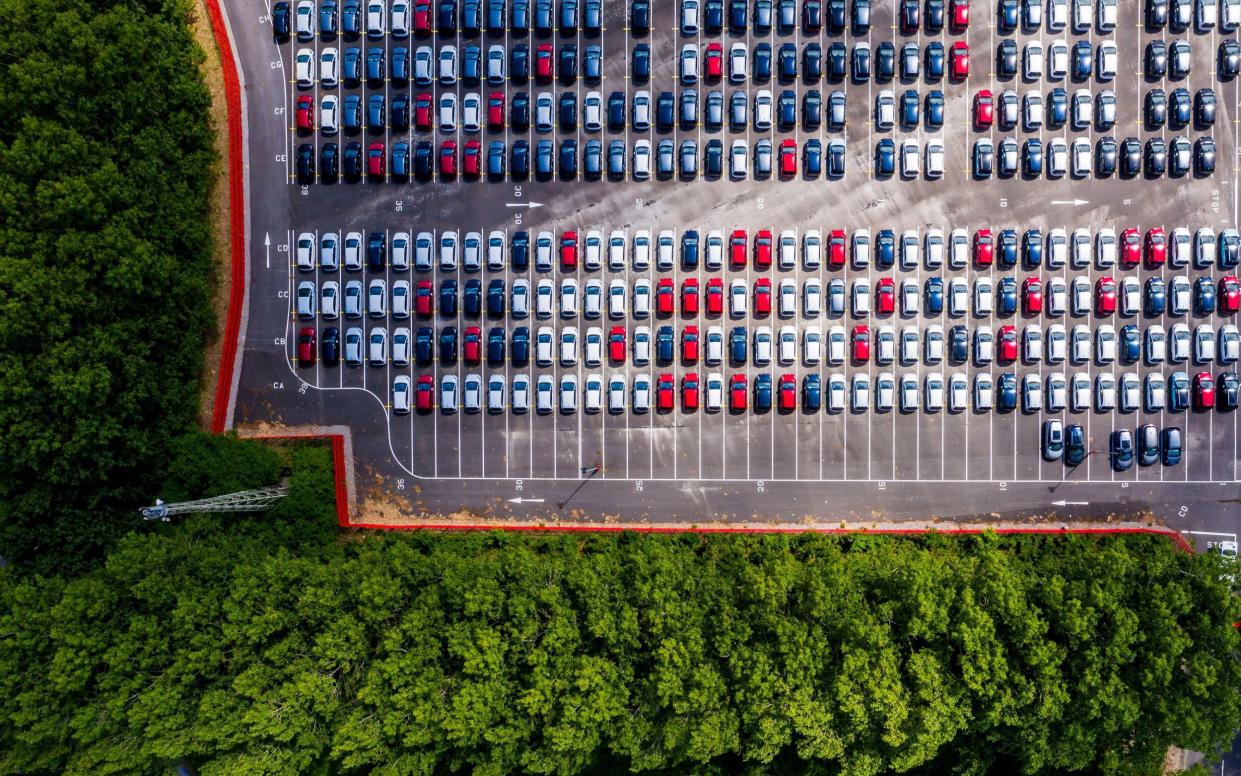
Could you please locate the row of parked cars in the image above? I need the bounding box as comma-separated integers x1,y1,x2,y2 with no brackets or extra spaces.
972,88,1216,135
375,358,1232,419
295,270,1241,325
962,134,1218,180
295,226,1241,273
274,0,611,41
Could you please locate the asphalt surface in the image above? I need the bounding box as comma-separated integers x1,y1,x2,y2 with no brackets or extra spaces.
226,0,1239,539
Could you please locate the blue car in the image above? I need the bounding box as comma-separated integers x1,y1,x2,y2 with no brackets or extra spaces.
534,0,553,30
343,47,362,85
510,45,529,81
342,0,361,35
875,138,895,177
391,141,409,181
439,280,458,317
682,230,700,268
997,277,1018,314
924,90,944,129
608,91,625,129
826,140,845,178
463,280,482,317
416,327,434,365
1169,371,1191,412
535,139,554,179
804,138,823,177
510,140,529,178
754,374,773,411
487,328,505,365
656,326,675,364
997,373,1018,411
1023,138,1043,177
1145,277,1167,315
462,45,482,83
876,229,895,268
900,89,919,127
754,43,772,81
414,141,433,180
949,325,968,362
803,374,822,412
583,0,601,31
390,47,409,83
319,0,338,36
729,0,747,30
511,0,529,30
607,140,625,177
584,45,602,82
924,42,945,80
998,229,1018,267
1022,228,1042,266
925,277,944,314
632,44,650,81
583,139,602,178
1195,276,1216,314
1120,325,1140,363
705,139,723,175
487,141,506,178
778,43,798,80
366,48,384,84
367,94,385,131
487,280,506,317
487,0,506,31
1047,88,1067,128
729,326,747,363
511,232,529,270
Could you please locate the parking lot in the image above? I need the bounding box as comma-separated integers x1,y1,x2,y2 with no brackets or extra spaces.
226,0,1241,524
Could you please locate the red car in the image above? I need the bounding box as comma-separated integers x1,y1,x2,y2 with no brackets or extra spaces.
852,325,870,362
753,278,772,315
974,228,993,265
1095,276,1117,315
682,374,700,410
730,373,748,411
656,373,676,411
463,140,481,178
778,374,797,411
415,280,434,315
682,325,700,362
998,325,1018,362
876,277,896,314
559,230,578,269
655,278,675,314
1194,371,1215,410
415,93,434,130
949,42,969,80
367,142,386,180
779,139,797,175
440,140,457,177
535,43,555,80
1220,275,1241,313
754,229,773,268
1120,228,1141,267
487,91,505,129
973,89,993,128
729,229,747,267
828,229,847,267
949,0,970,30
705,278,724,314
1022,277,1042,314
415,375,435,411
412,0,432,31
705,42,723,78
296,94,314,131
1144,227,1166,266
463,326,482,363
682,278,700,314
608,326,626,362
297,326,316,366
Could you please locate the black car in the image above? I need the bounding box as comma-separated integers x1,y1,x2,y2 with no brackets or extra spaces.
320,143,338,183
510,140,529,178
1144,137,1167,177
343,141,363,181
851,0,870,33
632,43,650,81
1220,39,1241,79
1195,137,1216,175
631,0,650,31
439,326,458,363
802,90,822,128
487,328,505,366
559,139,578,178
559,92,578,131
1145,89,1167,128
391,94,410,130
851,44,870,81
802,42,822,81
804,0,823,31
1145,40,1167,78
367,232,386,271
1147,0,1167,27
1218,372,1240,411
511,232,529,269
296,143,315,183
656,91,675,131
826,42,846,81
321,326,340,365
439,280,458,316
510,327,529,366
510,44,529,81
875,41,895,81
511,92,530,130
1064,424,1086,466
1194,88,1216,128
1119,137,1142,177
558,44,577,83
272,0,291,41
997,39,1018,79
898,0,918,32
414,141,433,180
705,138,724,175
705,0,724,31
925,0,944,31
607,91,625,129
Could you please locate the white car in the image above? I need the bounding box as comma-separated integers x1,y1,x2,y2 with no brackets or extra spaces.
1070,372,1090,412
1170,226,1193,267
729,42,748,82
827,373,847,413
974,374,993,411
1145,374,1167,411
633,326,652,364
608,279,627,318
632,231,651,269
1070,276,1091,315
803,327,823,365
1046,373,1067,411
730,279,749,317
1220,324,1240,363
973,277,994,315
1195,227,1217,268
1070,227,1091,267
925,140,945,178
1023,42,1045,80
1047,323,1067,363
778,279,797,317
319,95,339,134
974,326,993,364
1095,373,1117,411
295,48,315,88
583,374,603,414
1145,324,1167,364
1096,41,1118,80
948,373,968,413
560,278,579,318
295,0,316,37
483,374,506,414
705,231,724,269
368,326,387,366
632,374,652,413
1022,374,1042,413
535,279,555,318
1120,278,1141,317
852,278,871,315
777,326,796,364
1119,373,1140,413
583,327,603,366
706,326,725,364
320,47,339,85
778,229,797,269
392,376,411,414
804,279,823,316
560,326,579,365
1047,277,1067,316
559,375,578,414
439,45,458,83
1095,228,1116,266
828,326,846,364
1170,323,1191,362
391,280,410,318
440,374,459,413
948,229,968,269
900,139,920,178
1072,0,1092,29
1070,324,1091,363
1194,324,1217,364
876,326,896,364
705,373,724,412
900,279,919,316
1098,0,1117,29
948,278,968,316
754,326,773,365
608,375,627,413
803,229,823,268
851,374,871,413
729,140,748,178
632,279,652,318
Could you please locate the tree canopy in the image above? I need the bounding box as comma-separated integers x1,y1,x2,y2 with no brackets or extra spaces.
0,0,216,571
1,518,1237,776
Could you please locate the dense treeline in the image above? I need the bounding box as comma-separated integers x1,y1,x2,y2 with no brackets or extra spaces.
1,520,1237,775
0,0,216,571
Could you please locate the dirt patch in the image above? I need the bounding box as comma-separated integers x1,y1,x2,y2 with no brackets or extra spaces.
189,0,235,430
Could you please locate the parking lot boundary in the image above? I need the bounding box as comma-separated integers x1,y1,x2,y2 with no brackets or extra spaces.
237,429,354,525
342,518,1195,553
205,0,247,435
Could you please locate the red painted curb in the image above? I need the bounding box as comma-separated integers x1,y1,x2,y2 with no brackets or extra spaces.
246,433,351,525
204,0,246,435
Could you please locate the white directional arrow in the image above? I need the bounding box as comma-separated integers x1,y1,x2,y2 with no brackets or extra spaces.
1050,199,1090,206
1051,499,1090,506
505,202,545,209
507,497,545,504
265,232,271,269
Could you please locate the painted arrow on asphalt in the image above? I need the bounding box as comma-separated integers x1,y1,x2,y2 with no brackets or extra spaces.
508,497,545,504
1052,499,1090,506
1049,199,1090,206
265,232,271,269
506,202,545,209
